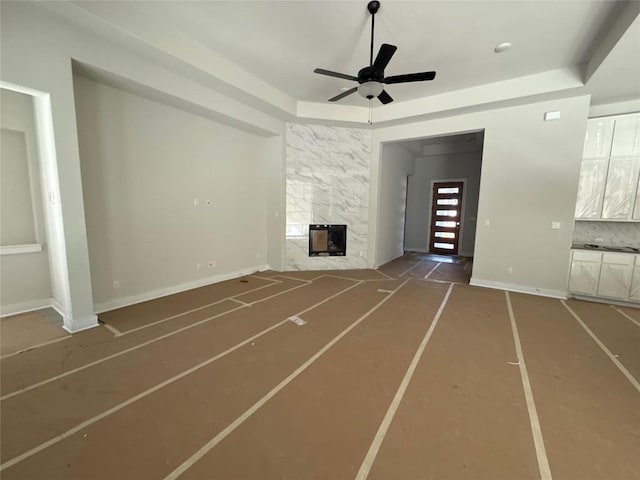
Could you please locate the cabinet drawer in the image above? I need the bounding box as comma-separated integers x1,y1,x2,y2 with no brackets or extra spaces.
572,250,602,262
602,252,635,265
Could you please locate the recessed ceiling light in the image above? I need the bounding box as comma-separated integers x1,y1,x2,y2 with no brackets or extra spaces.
494,42,512,53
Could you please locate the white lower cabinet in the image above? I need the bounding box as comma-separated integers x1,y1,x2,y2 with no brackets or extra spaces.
630,267,640,301
597,264,633,299
569,250,639,303
569,261,601,295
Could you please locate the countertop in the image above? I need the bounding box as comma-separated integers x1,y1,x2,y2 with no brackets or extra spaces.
572,243,640,253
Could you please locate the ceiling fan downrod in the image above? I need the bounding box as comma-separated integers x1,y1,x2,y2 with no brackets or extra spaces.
368,1,380,67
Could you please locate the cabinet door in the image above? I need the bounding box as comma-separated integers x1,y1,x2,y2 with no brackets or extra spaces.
597,264,633,299
634,174,640,220
602,157,640,219
569,261,601,295
575,158,608,218
611,115,640,157
630,267,640,301
583,118,614,158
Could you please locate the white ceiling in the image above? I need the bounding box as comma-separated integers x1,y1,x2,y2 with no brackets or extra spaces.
45,0,640,122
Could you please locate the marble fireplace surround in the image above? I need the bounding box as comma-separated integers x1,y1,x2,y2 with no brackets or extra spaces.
285,123,370,270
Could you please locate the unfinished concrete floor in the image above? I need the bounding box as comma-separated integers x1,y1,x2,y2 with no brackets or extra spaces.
1,254,638,479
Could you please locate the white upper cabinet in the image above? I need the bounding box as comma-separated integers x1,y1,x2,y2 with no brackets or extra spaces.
602,156,640,219
574,158,608,218
576,113,640,220
611,115,640,157
583,118,614,158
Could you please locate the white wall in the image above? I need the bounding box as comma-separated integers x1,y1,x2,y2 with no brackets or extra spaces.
376,143,415,263
73,75,270,310
0,89,52,314
404,142,482,256
371,95,591,297
1,1,284,327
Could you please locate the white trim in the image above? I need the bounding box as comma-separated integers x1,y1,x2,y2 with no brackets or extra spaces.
569,293,640,308
470,278,567,299
0,298,52,318
404,247,429,253
94,264,269,313
0,243,43,255
62,315,99,333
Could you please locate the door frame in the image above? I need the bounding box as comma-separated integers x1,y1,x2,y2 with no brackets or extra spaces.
426,178,467,255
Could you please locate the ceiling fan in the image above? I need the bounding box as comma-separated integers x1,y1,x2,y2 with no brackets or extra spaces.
314,0,436,104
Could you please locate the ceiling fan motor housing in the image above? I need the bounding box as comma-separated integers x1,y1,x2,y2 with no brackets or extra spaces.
358,66,384,84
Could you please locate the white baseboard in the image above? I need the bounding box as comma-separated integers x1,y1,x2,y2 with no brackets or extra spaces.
569,293,640,308
404,248,473,258
51,298,66,318
63,314,99,333
470,278,568,299
0,298,53,318
94,264,270,314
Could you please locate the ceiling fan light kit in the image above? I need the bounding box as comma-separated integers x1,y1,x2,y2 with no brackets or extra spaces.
313,0,436,106
358,81,384,99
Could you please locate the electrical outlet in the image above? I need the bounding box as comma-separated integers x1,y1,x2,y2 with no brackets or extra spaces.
113,280,120,289
507,267,513,274
208,261,216,268
484,219,490,226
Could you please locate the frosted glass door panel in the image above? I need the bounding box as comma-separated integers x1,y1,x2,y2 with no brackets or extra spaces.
611,115,640,156
574,158,607,218
602,157,640,219
583,119,614,158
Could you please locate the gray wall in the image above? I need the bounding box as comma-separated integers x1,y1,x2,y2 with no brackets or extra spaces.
0,89,52,313
372,95,591,297
74,75,271,310
377,143,415,263
404,138,482,256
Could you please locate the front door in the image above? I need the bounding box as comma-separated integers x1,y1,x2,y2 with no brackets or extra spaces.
429,181,464,255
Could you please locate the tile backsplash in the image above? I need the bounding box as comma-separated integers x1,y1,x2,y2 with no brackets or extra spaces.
572,221,640,247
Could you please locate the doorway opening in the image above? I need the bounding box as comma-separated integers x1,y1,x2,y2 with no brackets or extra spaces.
399,130,484,283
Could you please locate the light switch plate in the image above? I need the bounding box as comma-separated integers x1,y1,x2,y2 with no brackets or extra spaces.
551,221,561,229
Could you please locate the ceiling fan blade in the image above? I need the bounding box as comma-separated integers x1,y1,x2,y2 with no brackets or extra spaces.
378,90,393,104
314,68,358,82
384,71,436,84
373,43,397,71
329,86,358,102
